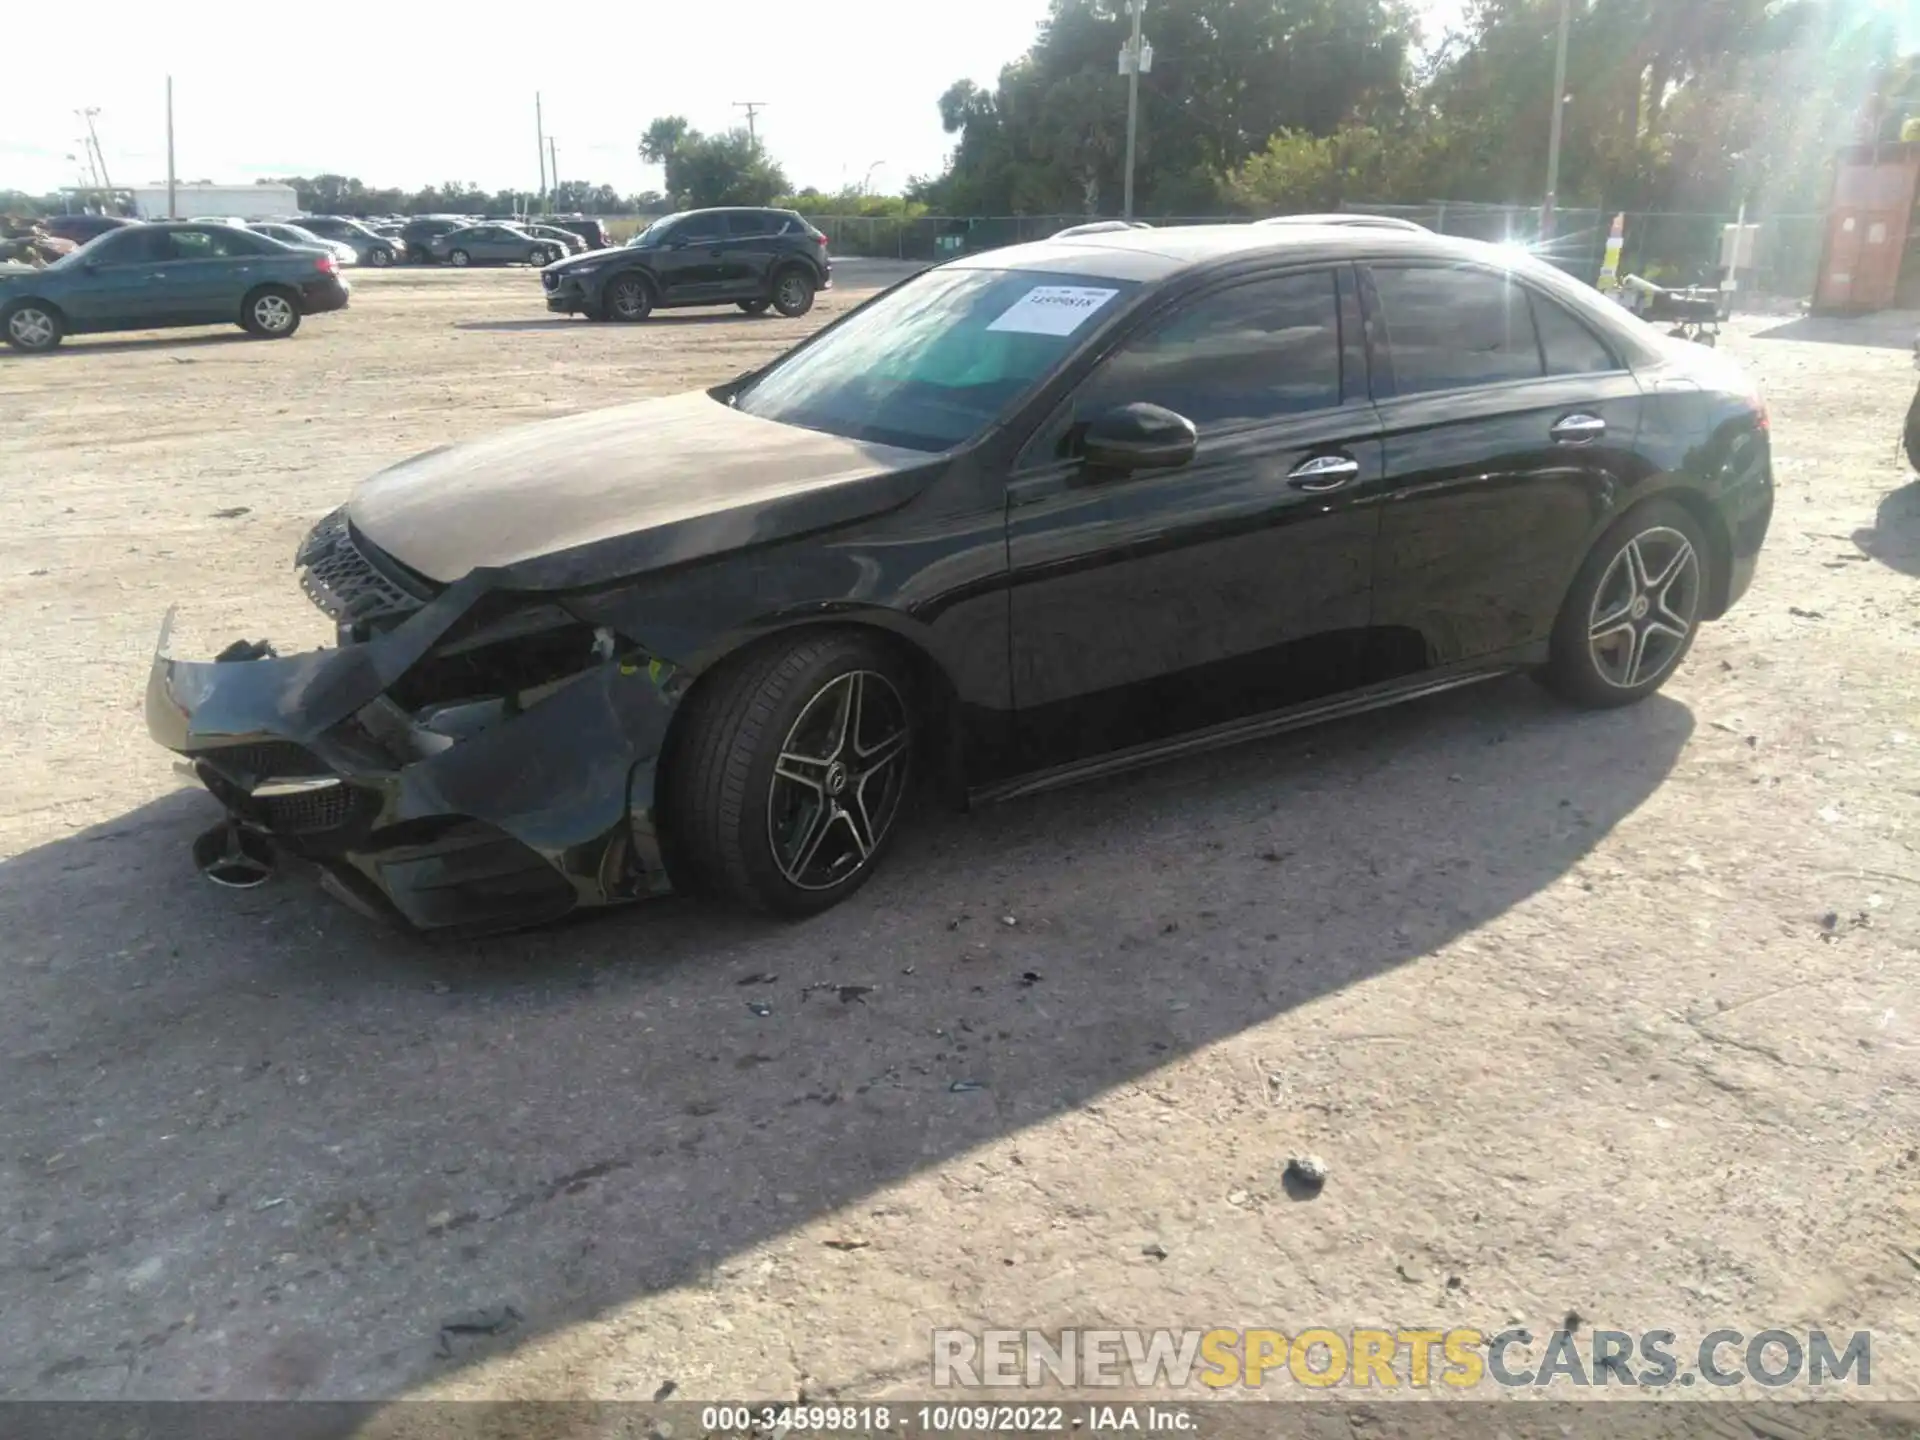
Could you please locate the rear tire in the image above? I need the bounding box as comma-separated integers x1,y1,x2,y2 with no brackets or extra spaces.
667,632,916,917
1539,499,1709,709
605,272,654,322
240,287,301,339
770,268,815,318
369,247,394,267
3,300,64,353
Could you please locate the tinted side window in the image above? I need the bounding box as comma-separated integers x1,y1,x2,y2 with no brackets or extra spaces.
1073,271,1343,431
1529,292,1619,375
677,215,724,243
87,229,159,264
167,228,254,259
725,212,775,238
1369,265,1542,395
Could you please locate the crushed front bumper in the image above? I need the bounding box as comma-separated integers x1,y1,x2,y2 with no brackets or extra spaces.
145,581,681,934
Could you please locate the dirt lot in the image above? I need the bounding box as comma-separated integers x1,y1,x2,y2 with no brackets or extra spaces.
2,266,1918,1409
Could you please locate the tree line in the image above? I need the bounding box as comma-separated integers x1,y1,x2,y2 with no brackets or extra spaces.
915,0,1917,219
7,4,1913,225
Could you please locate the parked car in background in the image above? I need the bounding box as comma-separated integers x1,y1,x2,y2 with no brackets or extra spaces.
520,223,587,255
547,216,610,250
41,213,138,246
249,222,359,268
145,223,1772,929
397,216,465,261
542,207,830,321
428,223,567,267
1,221,348,352
295,215,404,267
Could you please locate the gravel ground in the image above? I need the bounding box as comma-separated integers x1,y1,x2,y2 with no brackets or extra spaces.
1,268,1917,1408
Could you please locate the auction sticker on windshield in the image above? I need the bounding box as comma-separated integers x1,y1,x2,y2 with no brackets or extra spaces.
987,286,1120,337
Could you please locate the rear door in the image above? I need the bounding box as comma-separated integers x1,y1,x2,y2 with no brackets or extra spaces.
714,210,778,297
153,226,264,322
1360,261,1645,677
1006,265,1386,770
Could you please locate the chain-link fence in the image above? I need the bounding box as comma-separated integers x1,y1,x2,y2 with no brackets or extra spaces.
793,205,1834,300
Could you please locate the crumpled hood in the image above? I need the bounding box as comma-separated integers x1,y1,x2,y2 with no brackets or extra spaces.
347,391,933,586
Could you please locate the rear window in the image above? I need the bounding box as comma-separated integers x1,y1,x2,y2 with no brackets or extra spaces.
1368,264,1540,395
1529,292,1620,375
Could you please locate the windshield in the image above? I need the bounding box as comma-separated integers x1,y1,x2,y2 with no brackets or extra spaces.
732,267,1141,452
629,214,680,248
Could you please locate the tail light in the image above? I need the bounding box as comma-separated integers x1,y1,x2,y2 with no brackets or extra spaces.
316,255,338,274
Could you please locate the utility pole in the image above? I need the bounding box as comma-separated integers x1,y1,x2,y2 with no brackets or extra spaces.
79,107,113,190
548,137,559,212
1541,0,1573,241
165,76,177,219
1120,0,1151,220
733,101,767,143
536,92,548,208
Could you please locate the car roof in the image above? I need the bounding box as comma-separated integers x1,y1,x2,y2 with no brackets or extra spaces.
943,222,1557,285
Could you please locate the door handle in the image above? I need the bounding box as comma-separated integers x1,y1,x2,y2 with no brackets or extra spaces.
1551,413,1607,445
1287,454,1361,492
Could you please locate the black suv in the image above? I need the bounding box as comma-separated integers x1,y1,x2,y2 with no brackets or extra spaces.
541,207,830,322
547,216,610,250
397,216,467,261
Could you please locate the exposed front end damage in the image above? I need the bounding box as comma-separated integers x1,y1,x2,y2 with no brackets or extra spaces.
146,510,690,934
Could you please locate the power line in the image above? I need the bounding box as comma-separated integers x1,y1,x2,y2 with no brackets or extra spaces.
733,101,768,143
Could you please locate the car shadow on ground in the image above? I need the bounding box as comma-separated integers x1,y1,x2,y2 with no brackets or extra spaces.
1749,313,1919,350
1853,479,1920,576
452,320,586,333
5,331,255,358
0,677,1692,1401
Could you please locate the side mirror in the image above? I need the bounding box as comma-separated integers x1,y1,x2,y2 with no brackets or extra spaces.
1081,402,1198,472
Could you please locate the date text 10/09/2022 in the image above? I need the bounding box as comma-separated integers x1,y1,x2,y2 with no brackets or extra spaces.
699,1406,1195,1433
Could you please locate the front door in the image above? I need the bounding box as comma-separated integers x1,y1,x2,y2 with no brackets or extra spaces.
655,214,728,302
1360,262,1646,678
1006,266,1385,772
59,228,172,330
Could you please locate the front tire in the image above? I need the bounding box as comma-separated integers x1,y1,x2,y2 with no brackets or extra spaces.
605,272,653,322
668,632,915,916
3,300,64,353
770,268,815,318
448,249,471,267
240,287,301,339
1540,499,1709,708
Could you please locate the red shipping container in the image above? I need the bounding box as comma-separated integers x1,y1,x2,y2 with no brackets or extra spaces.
1811,142,1920,314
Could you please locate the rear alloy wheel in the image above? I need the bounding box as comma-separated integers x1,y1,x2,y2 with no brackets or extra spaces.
3,302,63,353
241,288,301,339
737,298,770,316
669,632,914,915
448,249,471,267
771,269,815,318
368,247,394,267
606,273,653,322
1541,501,1707,708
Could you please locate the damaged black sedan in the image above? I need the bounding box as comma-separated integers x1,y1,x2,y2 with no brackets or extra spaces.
147,224,1774,933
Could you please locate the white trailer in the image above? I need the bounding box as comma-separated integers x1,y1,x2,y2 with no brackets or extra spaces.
128,183,299,221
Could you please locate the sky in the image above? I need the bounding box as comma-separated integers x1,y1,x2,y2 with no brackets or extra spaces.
2,1,1910,202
